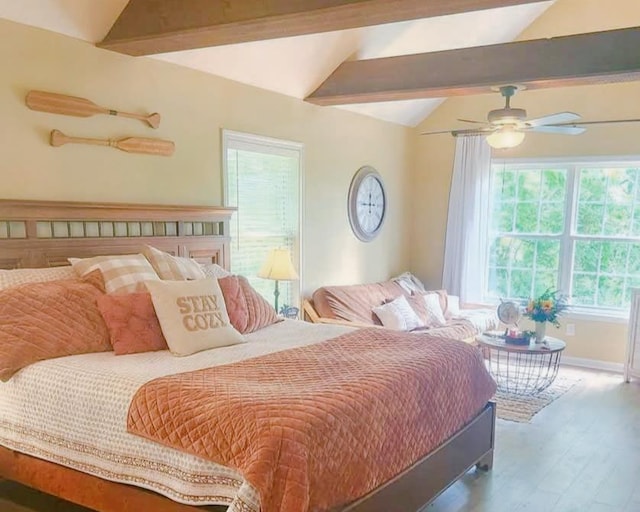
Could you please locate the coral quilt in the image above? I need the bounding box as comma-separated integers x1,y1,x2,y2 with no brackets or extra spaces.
128,328,496,512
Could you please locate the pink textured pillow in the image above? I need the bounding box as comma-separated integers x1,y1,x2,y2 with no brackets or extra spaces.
238,276,280,334
218,276,249,333
81,268,106,293
97,293,167,355
218,275,280,334
0,279,111,381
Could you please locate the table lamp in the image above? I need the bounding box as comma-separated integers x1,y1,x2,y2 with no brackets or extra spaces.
257,248,299,312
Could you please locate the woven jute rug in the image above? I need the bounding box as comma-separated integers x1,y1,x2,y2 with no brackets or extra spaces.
494,374,581,423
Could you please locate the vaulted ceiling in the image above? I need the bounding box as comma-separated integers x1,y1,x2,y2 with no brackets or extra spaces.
2,1,639,127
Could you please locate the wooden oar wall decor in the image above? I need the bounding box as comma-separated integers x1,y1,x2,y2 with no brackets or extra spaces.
26,90,161,128
26,90,175,157
50,130,175,157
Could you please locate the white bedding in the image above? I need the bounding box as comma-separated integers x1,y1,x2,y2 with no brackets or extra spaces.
454,308,499,334
0,320,352,511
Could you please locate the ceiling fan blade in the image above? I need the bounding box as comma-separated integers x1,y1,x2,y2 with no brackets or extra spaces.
565,118,640,127
528,125,586,135
421,125,497,136
525,112,581,127
419,129,459,136
451,127,496,136
457,118,487,125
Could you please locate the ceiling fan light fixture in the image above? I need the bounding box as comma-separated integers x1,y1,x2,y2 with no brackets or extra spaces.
486,126,525,149
488,108,527,124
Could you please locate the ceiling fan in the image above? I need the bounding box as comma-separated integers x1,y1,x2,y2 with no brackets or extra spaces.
421,85,640,149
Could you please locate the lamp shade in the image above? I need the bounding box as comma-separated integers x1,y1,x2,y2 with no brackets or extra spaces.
258,248,299,281
486,126,525,149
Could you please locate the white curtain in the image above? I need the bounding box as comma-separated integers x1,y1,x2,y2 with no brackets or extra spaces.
442,135,492,304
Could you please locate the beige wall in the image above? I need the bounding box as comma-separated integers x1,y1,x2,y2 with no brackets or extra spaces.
411,0,640,364
0,19,412,297
3,2,636,365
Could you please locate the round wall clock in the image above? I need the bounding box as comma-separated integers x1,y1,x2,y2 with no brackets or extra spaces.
347,166,387,242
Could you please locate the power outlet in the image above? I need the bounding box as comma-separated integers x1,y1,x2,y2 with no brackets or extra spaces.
566,323,575,336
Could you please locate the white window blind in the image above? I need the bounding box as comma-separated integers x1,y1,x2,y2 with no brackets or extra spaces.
223,130,302,310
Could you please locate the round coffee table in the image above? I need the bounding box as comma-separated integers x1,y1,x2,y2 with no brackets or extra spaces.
476,333,566,396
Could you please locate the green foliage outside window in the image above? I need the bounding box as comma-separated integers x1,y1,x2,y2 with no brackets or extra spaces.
487,163,640,310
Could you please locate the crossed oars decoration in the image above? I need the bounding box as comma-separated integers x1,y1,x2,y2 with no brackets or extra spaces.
26,90,173,156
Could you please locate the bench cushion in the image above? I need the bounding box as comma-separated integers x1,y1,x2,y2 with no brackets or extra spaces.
311,279,497,340
312,281,406,325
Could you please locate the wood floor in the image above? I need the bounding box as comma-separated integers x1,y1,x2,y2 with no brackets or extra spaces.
1,368,638,512
426,368,640,512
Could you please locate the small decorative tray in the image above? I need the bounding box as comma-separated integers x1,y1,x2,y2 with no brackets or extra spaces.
503,334,531,346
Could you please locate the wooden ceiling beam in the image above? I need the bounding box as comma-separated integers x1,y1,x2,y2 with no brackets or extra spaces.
98,0,548,56
305,26,640,105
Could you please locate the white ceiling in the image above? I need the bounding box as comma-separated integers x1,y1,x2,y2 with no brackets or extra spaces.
0,0,554,126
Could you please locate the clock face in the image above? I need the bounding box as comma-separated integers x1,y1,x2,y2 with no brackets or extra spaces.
348,166,386,242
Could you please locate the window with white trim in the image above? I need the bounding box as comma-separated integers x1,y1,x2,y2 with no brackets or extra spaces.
223,130,302,310
487,158,640,313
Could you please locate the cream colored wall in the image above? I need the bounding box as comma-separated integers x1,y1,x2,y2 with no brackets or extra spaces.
0,19,413,297
411,0,640,365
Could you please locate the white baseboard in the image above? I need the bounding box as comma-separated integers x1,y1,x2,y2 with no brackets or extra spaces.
562,356,624,374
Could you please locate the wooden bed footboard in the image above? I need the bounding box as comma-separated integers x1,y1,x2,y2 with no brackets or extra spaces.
346,401,495,512
0,402,495,512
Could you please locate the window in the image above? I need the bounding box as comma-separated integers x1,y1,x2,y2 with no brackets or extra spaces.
487,158,640,313
223,130,302,309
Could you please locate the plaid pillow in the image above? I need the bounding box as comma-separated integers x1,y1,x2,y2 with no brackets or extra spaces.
142,245,205,281
69,254,159,294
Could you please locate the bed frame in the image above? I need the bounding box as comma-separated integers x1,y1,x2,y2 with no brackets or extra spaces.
0,199,233,270
0,199,495,512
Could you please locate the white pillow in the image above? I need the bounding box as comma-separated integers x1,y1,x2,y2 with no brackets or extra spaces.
447,295,461,317
200,263,232,279
372,295,424,331
145,278,244,356
392,272,426,294
422,293,447,327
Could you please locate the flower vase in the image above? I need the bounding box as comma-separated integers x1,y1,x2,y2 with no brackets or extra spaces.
534,321,546,343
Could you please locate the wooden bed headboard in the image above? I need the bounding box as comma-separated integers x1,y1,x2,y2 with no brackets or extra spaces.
0,200,236,270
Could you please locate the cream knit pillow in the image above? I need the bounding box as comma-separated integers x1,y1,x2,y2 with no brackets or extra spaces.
0,266,77,291
145,279,244,356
